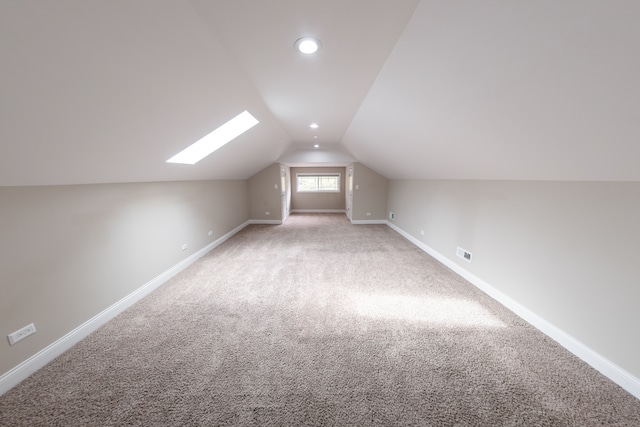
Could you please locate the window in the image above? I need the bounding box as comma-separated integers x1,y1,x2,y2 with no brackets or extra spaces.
296,173,340,192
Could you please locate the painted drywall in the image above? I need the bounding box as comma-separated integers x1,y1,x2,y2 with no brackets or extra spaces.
0,180,249,376
387,180,640,379
351,163,388,221
247,163,282,221
280,165,291,221
290,167,346,211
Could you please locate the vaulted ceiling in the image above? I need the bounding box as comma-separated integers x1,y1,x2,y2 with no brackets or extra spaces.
1,1,639,186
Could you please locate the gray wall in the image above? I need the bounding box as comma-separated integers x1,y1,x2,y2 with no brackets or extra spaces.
351,163,388,221
247,163,282,221
6,172,637,388
290,167,346,211
0,180,249,375
387,180,640,379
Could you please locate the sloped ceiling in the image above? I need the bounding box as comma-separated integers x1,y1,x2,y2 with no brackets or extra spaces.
0,1,291,185
343,0,640,180
1,1,639,186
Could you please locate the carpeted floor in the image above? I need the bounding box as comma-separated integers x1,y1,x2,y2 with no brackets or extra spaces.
1,213,639,426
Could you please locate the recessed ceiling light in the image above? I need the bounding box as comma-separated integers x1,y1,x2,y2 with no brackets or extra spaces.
166,111,259,164
295,37,321,54
309,123,319,129
313,135,318,139
314,144,320,148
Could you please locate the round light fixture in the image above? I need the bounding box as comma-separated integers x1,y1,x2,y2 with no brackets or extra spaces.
314,144,320,148
295,37,321,54
309,123,319,129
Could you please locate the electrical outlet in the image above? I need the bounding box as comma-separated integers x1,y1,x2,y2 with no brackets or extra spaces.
265,211,270,216
366,212,371,216
420,230,425,235
389,212,395,220
208,230,213,236
456,246,472,262
8,323,36,346
181,244,188,251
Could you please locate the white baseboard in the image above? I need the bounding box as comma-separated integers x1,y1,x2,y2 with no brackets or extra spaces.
386,221,640,400
351,219,387,225
5,220,638,401
290,209,346,214
0,220,251,396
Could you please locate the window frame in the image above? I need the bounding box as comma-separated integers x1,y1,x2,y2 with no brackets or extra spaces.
295,173,341,193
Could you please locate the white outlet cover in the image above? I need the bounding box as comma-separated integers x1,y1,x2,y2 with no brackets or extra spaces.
8,323,36,346
456,246,472,262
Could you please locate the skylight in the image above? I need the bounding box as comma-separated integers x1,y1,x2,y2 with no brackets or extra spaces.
166,111,259,165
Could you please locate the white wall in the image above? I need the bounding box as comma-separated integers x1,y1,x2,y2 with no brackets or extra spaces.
387,180,640,381
0,180,249,377
281,165,291,221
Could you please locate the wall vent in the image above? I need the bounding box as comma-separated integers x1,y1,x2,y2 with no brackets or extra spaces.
456,246,472,262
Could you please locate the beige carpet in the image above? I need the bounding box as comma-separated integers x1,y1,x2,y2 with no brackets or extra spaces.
1,213,639,426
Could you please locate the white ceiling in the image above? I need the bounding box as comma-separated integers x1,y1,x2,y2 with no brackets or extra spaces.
343,0,640,181
1,0,639,186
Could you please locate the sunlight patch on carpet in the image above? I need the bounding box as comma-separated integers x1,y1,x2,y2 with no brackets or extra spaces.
349,292,506,328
